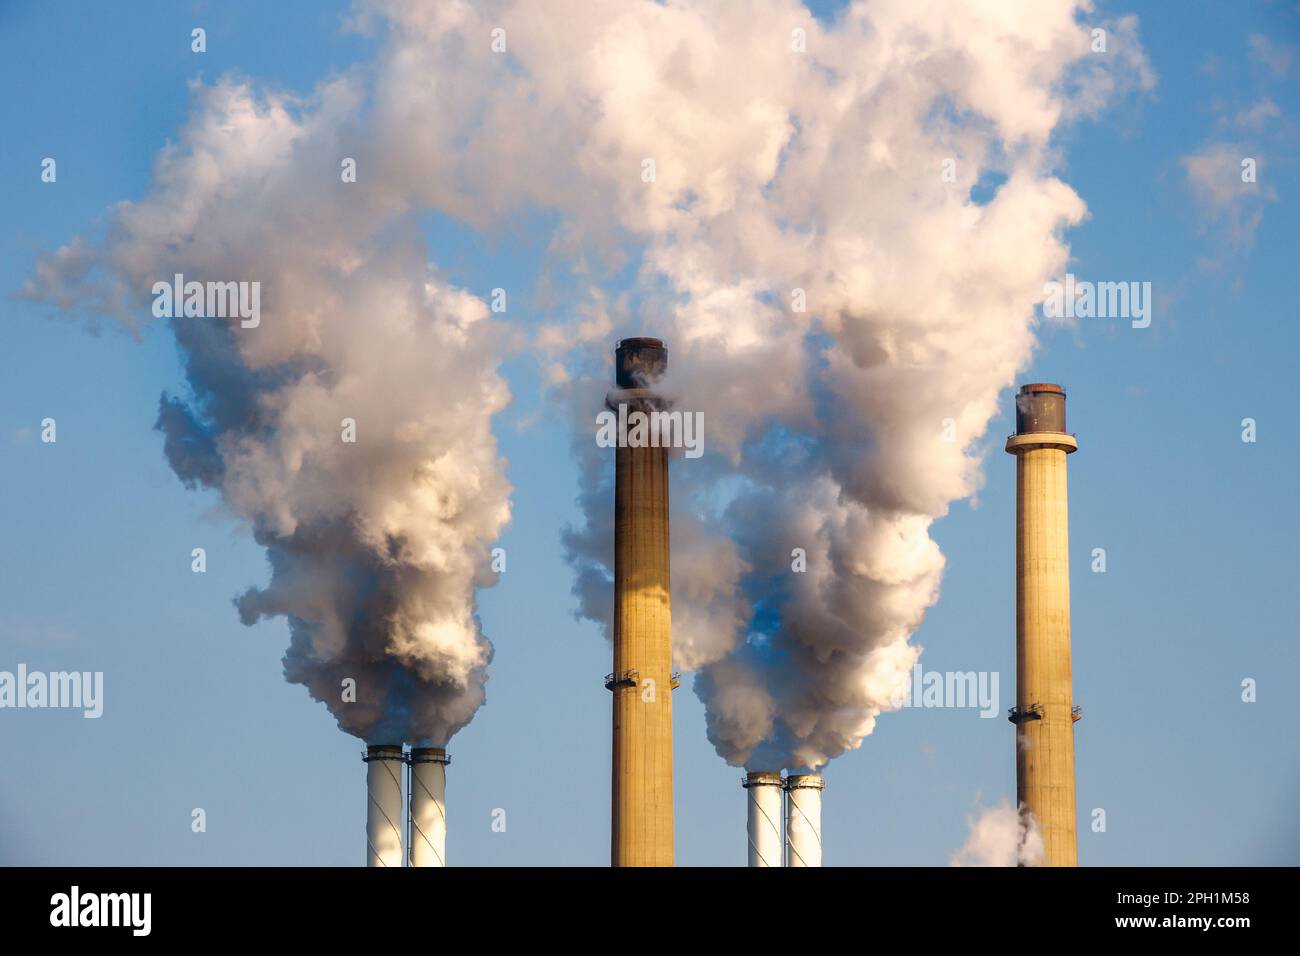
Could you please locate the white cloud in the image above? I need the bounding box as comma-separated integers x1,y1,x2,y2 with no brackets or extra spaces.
1248,34,1293,78
1234,98,1281,131
1182,141,1277,249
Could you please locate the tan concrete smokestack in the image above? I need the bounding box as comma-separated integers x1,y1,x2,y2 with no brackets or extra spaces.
743,771,784,867
1005,383,1080,867
784,773,825,867
364,744,405,867
408,747,449,868
607,336,675,867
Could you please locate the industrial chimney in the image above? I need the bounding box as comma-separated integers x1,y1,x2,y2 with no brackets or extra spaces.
607,336,675,867
364,744,405,867
408,747,449,867
784,773,825,867
743,771,784,867
1005,383,1080,867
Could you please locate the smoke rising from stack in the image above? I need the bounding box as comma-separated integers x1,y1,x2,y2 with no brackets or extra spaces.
536,1,1152,770
951,800,1046,867
26,75,512,747
25,0,1151,773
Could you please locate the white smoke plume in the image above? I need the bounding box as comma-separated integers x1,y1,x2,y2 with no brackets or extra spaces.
476,0,1149,769
349,0,1150,769
25,75,512,746
24,0,1152,764
951,800,1046,867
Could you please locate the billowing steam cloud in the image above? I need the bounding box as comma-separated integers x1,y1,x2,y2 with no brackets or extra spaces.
504,0,1152,769
950,800,1045,867
25,0,1151,764
26,76,511,746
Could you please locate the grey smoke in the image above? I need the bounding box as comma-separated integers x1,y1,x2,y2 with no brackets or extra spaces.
23,0,1153,767
951,800,1046,867
25,76,512,746
509,0,1153,769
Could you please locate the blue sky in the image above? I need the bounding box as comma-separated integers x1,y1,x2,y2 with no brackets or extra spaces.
1,0,1297,866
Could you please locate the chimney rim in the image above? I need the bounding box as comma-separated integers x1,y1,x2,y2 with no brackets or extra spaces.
617,336,665,350
410,746,451,765
363,743,405,762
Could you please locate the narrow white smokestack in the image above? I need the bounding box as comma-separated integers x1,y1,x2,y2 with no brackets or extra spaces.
784,773,825,867
743,771,784,867
365,744,405,867
409,747,449,867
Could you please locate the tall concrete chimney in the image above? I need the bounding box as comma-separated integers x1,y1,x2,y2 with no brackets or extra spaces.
743,771,784,867
364,744,405,867
784,773,825,867
408,747,449,868
607,336,675,867
1005,383,1080,866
